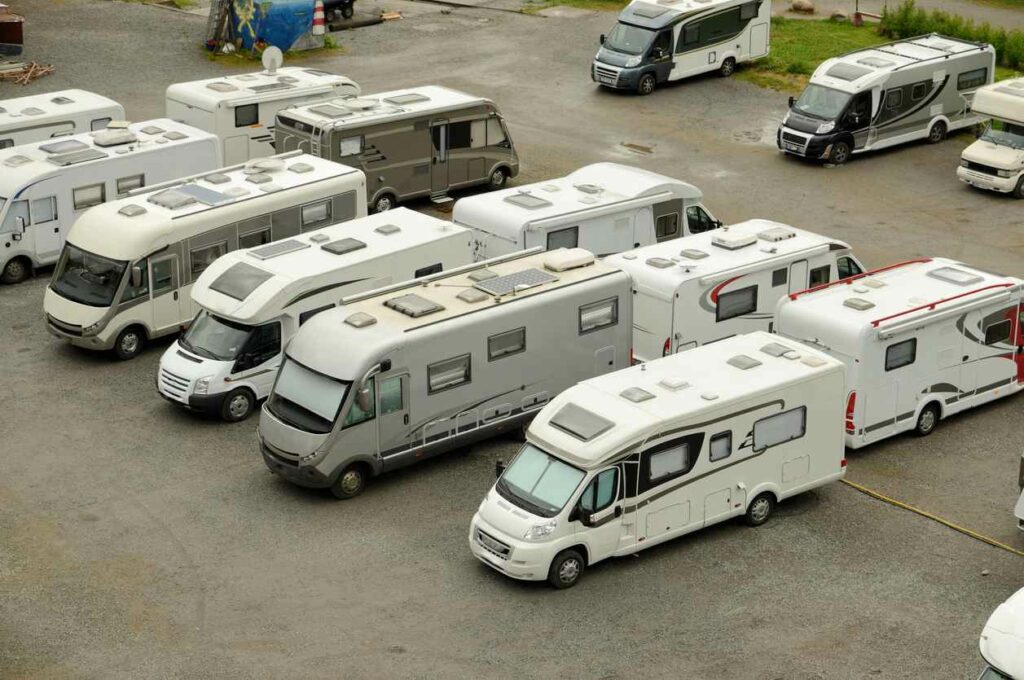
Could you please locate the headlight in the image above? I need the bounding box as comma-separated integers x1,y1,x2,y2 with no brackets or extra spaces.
624,56,641,68
299,450,323,465
194,376,213,395
523,519,557,541
82,321,103,334
815,121,836,135
997,168,1014,178
782,111,790,126
959,159,969,168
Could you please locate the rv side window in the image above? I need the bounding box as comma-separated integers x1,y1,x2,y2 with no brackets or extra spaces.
884,89,903,110
739,1,758,19
31,196,57,224
0,139,12,149
910,82,929,101
116,174,145,197
685,206,717,234
579,297,618,334
752,407,806,452
415,263,443,278
837,256,862,279
488,327,526,361
300,200,332,230
339,136,363,157
579,468,619,513
239,227,271,249
958,68,988,91
809,265,830,287
73,183,106,211
486,118,507,147
656,213,679,239
470,119,487,149
380,376,404,414
428,354,471,394
151,258,176,294
547,226,579,250
299,304,333,326
647,442,695,483
449,121,472,149
190,241,227,277
90,118,111,131
771,268,787,287
984,319,1012,346
343,378,375,428
709,431,732,462
680,24,699,48
234,104,258,127
716,285,757,322
122,258,149,302
884,339,916,371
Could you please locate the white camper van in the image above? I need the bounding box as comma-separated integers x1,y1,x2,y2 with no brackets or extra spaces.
592,0,771,95
778,34,994,164
605,219,864,362
978,587,1024,680
0,119,220,284
453,162,720,260
258,248,633,499
45,153,367,360
958,77,1024,198
158,209,474,422
470,331,846,588
775,257,1023,448
166,66,360,165
0,89,123,149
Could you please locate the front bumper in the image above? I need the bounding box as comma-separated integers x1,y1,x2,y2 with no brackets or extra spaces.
261,440,334,489
45,315,113,350
777,126,833,160
468,516,549,581
591,61,640,90
957,166,1019,193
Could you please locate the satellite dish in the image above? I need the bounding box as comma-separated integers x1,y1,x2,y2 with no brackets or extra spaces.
262,46,284,75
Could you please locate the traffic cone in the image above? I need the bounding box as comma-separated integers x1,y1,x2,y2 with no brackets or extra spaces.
312,0,326,36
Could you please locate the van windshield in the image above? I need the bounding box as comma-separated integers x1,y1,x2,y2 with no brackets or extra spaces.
496,444,586,518
181,310,253,361
50,244,128,307
793,84,852,121
267,357,350,434
981,119,1024,150
604,22,654,56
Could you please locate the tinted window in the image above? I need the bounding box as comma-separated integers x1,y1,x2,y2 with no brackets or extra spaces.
299,304,333,325
984,319,1012,345
579,468,619,513
122,258,149,302
911,82,928,101
343,378,375,428
809,265,830,287
837,256,862,279
449,121,472,149
686,206,717,234
488,327,526,361
717,285,757,322
739,1,757,19
579,297,618,334
0,139,12,149
772,268,787,287
239,228,271,249
380,376,404,414
710,431,732,462
235,104,258,127
958,68,988,90
190,241,227,277
885,339,916,371
656,213,679,239
152,258,175,293
428,354,471,393
885,89,903,110
547,226,578,250
246,322,281,365
415,262,443,278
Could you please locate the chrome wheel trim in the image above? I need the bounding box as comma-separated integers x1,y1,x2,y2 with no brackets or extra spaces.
119,332,139,355
374,195,393,213
750,497,771,523
558,557,580,583
490,169,505,187
919,409,936,433
639,76,655,94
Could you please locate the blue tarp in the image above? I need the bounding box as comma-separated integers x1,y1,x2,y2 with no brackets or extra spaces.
233,0,314,51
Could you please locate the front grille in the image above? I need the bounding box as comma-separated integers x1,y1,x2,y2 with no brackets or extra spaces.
965,160,1001,176
158,368,190,400
782,131,806,145
594,65,619,83
47,314,82,336
475,528,511,561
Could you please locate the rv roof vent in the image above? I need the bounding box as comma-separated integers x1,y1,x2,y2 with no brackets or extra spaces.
249,239,309,260
288,162,314,174
544,248,594,272
118,204,147,217
234,74,257,81
47,148,109,166
278,75,300,84
758,226,797,243
154,138,168,146
539,184,561,193
248,82,293,93
93,128,138,147
575,183,603,195
39,139,89,155
549,403,614,442
852,285,869,294
711,232,757,250
308,233,330,243
503,192,552,210
658,377,689,392
259,183,282,193
140,125,165,135
246,173,272,185
701,392,719,401
383,93,430,105
468,269,498,282
224,187,250,198
646,257,675,269
308,104,351,119
579,196,599,205
163,131,188,141
322,237,367,256
680,248,708,260
621,253,638,260
825,63,873,82
862,278,885,289
203,173,231,185
801,355,827,368
51,96,74,105
375,224,401,235
206,82,238,92
250,158,285,173
474,268,557,296
3,154,31,167
856,56,895,68
209,262,274,302
345,312,377,328
384,293,445,318
457,288,489,304
21,107,44,116
631,2,670,17
843,297,875,311
727,354,762,370
761,342,799,359
149,189,197,210
620,387,655,403
927,266,983,287
343,98,381,111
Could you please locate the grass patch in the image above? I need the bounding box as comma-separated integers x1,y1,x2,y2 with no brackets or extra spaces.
205,36,344,64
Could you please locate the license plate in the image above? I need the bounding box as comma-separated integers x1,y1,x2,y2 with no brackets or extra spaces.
598,76,616,85
784,142,802,152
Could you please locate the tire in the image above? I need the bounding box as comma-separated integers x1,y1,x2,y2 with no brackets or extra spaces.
1,256,30,284
488,167,508,190
221,388,255,423
1013,177,1024,200
829,140,851,165
372,193,395,214
744,492,775,527
927,120,947,144
329,463,368,500
719,57,736,77
547,549,585,589
113,326,145,361
341,3,353,18
636,73,656,96
914,403,940,437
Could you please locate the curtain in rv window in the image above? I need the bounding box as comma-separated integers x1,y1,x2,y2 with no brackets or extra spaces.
639,432,704,492
547,227,579,250
488,327,526,361
884,338,916,371
752,406,806,452
31,196,57,224
716,285,757,322
709,431,732,462
428,354,471,393
579,297,618,334
73,184,105,211
117,174,145,197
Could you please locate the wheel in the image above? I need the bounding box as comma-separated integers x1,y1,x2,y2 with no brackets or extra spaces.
341,3,353,18
829,140,851,165
1013,177,1024,200
113,326,145,361
221,388,255,422
372,193,395,214
719,57,736,77
927,120,947,144
547,549,585,589
329,463,368,499
488,167,508,190
636,73,656,96
744,492,775,527
914,403,940,437
1,256,30,284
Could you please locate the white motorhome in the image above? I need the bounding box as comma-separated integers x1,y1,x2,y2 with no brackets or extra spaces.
453,162,721,260
157,209,474,422
592,0,770,95
0,89,123,149
166,66,360,165
1016,453,1024,533
470,330,846,588
778,34,994,164
0,119,220,284
978,587,1024,679
775,257,1023,448
258,248,632,499
958,77,1024,199
605,219,864,363
44,153,366,360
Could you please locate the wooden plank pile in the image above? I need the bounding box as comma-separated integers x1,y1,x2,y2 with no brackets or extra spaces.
0,60,54,85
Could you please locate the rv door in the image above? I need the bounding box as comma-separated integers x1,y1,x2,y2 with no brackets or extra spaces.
575,466,624,564
788,259,808,294
430,120,449,194
149,255,183,335
377,373,413,462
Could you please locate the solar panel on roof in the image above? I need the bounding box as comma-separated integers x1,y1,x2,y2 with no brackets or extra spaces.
249,239,310,260
47,148,109,166
174,183,234,206
321,238,366,256
384,293,445,318
549,403,614,442
473,268,556,296
383,93,430,105
825,63,873,81
209,262,274,302
503,193,552,209
39,139,89,155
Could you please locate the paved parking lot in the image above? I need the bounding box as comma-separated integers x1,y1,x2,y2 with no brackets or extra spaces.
1,1,1022,678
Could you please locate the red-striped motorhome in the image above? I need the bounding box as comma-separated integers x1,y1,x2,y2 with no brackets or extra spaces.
776,257,1024,449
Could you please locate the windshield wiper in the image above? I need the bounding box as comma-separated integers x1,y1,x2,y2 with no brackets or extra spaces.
498,480,554,517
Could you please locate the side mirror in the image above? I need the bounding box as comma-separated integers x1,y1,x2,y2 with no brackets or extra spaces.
15,216,26,233
495,459,506,479
579,509,594,527
130,265,143,289
788,96,796,108
713,219,724,229
599,34,606,45
355,386,371,412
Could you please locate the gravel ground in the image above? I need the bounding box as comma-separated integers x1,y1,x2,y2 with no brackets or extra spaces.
1,1,1022,679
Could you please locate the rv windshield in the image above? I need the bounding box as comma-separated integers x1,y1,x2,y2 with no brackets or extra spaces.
267,357,350,434
981,119,1024,150
496,444,586,518
180,310,253,361
604,22,654,56
50,244,128,308
793,84,852,121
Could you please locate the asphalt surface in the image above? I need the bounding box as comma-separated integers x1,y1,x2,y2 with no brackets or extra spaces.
1,1,1022,678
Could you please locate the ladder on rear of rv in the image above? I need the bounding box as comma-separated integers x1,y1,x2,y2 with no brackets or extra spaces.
309,119,326,157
